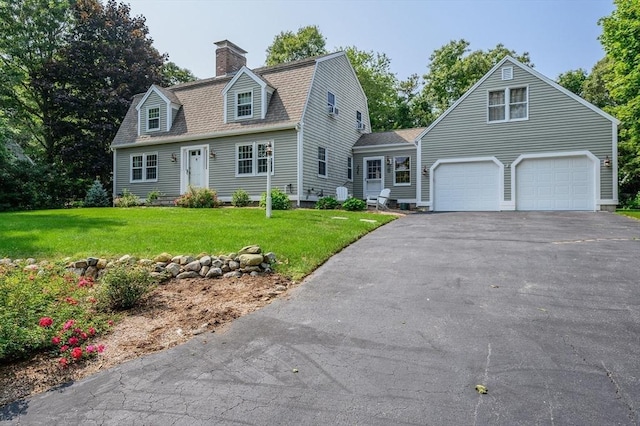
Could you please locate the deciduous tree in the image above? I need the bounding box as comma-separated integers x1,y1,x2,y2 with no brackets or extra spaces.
265,25,327,66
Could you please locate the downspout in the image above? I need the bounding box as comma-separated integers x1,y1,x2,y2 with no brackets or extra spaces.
112,148,117,206
296,121,304,207
415,138,422,207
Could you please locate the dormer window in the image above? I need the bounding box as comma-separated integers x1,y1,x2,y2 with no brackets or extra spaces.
147,107,160,131
237,91,253,118
327,91,339,115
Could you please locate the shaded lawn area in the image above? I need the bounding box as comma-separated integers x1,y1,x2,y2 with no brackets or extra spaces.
0,207,396,280
617,210,640,220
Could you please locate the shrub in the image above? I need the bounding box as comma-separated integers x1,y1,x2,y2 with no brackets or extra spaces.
96,265,156,311
315,196,340,210
342,197,366,211
175,186,221,208
0,265,110,361
260,188,290,210
231,188,251,207
114,188,140,207
146,189,161,205
621,191,640,209
84,179,110,207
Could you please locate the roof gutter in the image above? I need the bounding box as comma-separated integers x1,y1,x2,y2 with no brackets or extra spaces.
111,123,298,150
352,143,418,153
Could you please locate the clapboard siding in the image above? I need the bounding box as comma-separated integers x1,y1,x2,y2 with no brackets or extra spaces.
421,59,615,203
115,129,298,200
302,54,369,200
139,92,166,134
226,73,261,121
353,148,417,200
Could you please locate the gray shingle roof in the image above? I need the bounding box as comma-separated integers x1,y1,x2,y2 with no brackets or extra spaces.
112,55,325,147
353,128,427,148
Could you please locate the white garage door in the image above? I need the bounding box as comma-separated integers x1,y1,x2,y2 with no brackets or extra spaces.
433,161,500,211
516,156,594,211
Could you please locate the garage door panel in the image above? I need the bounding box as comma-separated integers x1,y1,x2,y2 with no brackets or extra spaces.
516,155,594,211
434,161,500,211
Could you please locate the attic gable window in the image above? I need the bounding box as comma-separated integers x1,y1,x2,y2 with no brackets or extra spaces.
356,111,364,131
488,87,528,122
147,107,160,131
236,91,253,118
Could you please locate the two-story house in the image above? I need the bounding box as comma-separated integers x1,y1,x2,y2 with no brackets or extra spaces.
111,40,370,206
113,47,619,212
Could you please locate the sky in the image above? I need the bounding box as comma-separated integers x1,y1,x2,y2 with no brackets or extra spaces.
124,0,616,83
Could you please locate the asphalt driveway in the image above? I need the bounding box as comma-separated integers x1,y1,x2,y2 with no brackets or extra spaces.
2,212,639,425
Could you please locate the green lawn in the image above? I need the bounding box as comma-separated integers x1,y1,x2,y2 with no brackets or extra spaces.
617,210,640,220
0,207,396,280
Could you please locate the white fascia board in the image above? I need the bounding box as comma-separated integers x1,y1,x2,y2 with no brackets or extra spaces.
111,123,297,149
352,143,418,153
221,66,266,95
135,85,171,111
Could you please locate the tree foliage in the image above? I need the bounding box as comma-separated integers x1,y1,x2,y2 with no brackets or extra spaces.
265,25,327,66
600,0,640,199
162,61,197,86
556,69,588,97
422,39,532,114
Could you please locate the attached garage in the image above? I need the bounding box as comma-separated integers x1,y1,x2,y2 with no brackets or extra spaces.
432,159,501,211
515,154,596,211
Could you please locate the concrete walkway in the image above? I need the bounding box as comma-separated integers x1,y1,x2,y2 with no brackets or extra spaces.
2,212,639,425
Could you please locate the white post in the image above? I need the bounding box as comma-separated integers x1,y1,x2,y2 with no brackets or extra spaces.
266,142,272,218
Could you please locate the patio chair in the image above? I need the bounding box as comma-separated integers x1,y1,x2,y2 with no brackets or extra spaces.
366,188,390,210
336,186,349,202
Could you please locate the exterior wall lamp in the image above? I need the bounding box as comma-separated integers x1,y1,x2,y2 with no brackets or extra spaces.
422,165,429,176
604,155,611,167
210,150,216,159
171,153,178,162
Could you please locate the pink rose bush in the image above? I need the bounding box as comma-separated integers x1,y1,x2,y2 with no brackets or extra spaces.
38,316,107,368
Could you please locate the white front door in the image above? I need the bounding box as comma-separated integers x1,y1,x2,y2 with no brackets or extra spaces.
363,157,384,198
180,145,209,193
188,149,204,188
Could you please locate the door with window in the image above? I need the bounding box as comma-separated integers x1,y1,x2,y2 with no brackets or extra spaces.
363,157,384,198
180,145,209,193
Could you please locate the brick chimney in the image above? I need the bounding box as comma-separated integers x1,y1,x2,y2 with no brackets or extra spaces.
214,40,247,77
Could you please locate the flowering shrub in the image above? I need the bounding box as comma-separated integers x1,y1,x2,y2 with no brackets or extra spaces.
174,186,221,208
39,317,107,367
0,264,113,362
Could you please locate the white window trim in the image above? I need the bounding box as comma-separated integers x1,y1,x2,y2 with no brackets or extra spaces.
235,90,254,120
393,156,411,186
146,106,160,132
327,91,339,115
347,156,353,182
318,146,328,178
487,85,529,123
235,140,274,177
130,152,158,183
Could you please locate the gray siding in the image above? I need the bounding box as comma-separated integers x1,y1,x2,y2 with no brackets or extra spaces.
420,61,615,204
302,54,370,201
114,129,298,200
353,148,417,201
139,92,167,133
226,74,262,121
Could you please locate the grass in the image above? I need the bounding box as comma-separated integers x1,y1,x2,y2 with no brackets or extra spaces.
0,207,396,280
617,210,640,220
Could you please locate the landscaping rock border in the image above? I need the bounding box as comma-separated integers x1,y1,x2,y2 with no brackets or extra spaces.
0,245,276,282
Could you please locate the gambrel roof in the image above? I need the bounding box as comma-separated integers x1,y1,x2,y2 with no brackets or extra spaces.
112,53,339,148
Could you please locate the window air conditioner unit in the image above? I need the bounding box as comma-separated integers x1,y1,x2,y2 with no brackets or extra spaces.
357,122,366,131
328,105,339,116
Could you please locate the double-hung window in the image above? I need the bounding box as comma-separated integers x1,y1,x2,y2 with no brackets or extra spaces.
236,91,252,118
347,156,353,181
327,91,338,115
488,87,528,122
236,141,273,176
394,156,410,186
318,147,327,177
356,111,364,130
147,107,160,131
131,153,158,182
